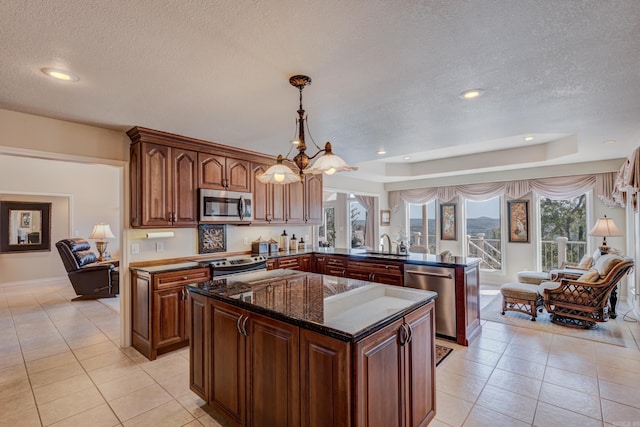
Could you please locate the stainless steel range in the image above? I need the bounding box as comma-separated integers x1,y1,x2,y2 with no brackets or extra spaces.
197,254,268,277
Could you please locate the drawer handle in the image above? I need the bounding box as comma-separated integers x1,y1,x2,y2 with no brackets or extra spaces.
405,270,452,279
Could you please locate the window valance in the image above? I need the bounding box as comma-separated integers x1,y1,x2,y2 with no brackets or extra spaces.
389,172,618,213
612,146,640,208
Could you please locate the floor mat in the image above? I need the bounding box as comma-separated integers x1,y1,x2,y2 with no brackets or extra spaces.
435,344,453,366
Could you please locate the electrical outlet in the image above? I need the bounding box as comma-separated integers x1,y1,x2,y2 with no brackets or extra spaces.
243,237,250,245
304,235,309,242
155,242,164,252
131,243,139,255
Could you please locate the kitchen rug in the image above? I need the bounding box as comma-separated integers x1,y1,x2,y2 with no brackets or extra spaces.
435,344,453,366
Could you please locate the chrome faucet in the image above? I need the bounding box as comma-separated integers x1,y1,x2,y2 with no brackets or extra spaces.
380,233,392,254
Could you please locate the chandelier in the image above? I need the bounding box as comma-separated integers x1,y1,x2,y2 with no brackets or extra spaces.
257,75,357,184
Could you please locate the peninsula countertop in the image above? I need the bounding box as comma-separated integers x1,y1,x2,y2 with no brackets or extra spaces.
187,269,437,342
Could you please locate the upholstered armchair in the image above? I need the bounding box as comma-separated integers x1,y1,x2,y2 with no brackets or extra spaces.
56,238,119,300
538,255,633,328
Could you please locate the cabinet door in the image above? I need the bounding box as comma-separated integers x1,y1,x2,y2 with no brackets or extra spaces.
271,181,286,223
129,143,142,227
171,148,198,225
304,174,323,224
300,329,351,427
246,312,300,427
354,318,404,427
286,180,305,223
252,163,270,223
189,293,208,400
153,287,185,348
313,255,327,274
299,254,312,272
198,153,226,189
226,157,251,192
211,302,246,425
404,303,436,427
142,143,171,226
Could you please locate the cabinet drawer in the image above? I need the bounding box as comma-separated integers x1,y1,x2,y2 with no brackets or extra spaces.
347,260,403,276
326,256,346,267
278,257,301,269
154,268,210,290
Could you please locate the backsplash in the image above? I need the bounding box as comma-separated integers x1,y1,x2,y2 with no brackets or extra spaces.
127,225,314,262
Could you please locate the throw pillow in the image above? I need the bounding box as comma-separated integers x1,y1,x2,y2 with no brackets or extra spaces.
577,255,593,269
578,269,600,283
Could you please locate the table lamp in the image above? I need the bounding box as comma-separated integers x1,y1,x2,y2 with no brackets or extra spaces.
90,223,115,261
589,215,622,254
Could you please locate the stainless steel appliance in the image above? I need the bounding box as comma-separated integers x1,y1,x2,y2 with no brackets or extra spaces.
199,189,253,222
197,254,267,277
404,264,456,339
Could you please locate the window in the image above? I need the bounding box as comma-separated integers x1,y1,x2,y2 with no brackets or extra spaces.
466,196,502,270
318,207,335,248
407,202,436,253
349,197,366,248
539,194,587,271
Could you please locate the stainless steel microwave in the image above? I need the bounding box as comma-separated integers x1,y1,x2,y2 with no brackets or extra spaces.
199,189,253,222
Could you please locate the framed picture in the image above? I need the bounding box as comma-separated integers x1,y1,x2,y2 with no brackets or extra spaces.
440,203,457,240
0,201,52,253
380,210,391,226
508,200,530,243
198,224,226,254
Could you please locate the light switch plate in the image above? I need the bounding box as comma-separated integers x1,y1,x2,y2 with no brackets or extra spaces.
155,242,164,252
131,243,139,255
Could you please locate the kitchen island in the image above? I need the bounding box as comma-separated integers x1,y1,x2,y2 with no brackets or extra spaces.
187,269,437,427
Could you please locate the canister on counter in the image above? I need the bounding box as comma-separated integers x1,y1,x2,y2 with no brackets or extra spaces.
268,238,279,255
251,237,269,255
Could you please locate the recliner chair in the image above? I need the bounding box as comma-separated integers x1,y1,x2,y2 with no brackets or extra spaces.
56,238,119,300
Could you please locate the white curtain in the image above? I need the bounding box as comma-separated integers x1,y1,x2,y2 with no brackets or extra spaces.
354,195,375,249
390,172,618,212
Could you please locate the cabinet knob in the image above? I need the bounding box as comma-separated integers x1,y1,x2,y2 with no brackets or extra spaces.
182,276,188,280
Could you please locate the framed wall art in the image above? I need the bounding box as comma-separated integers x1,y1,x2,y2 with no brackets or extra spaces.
380,210,391,226
508,200,530,243
0,201,52,253
198,224,226,254
440,203,457,241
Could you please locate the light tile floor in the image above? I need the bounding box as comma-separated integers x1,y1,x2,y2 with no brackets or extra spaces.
1,280,639,426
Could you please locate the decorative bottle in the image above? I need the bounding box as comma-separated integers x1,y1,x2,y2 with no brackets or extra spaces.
280,230,289,252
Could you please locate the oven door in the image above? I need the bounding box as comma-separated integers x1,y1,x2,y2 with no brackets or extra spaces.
200,189,253,222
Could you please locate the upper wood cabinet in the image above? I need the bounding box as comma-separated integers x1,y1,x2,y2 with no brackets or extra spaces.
252,162,286,224
199,153,251,192
130,142,198,227
304,174,323,225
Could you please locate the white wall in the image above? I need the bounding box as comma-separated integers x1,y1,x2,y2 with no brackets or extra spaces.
0,155,122,285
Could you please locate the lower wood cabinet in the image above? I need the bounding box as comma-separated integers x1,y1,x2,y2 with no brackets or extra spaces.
314,254,347,277
346,259,404,286
190,293,435,427
272,254,313,271
131,267,210,360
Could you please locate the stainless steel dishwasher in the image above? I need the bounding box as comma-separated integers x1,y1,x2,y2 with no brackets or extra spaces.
404,264,456,339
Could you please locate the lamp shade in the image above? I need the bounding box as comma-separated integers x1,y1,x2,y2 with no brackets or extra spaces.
89,223,115,239
588,215,622,237
306,142,358,175
257,155,300,184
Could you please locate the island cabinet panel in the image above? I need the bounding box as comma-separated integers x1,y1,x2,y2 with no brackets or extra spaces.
457,262,481,346
346,259,404,286
189,295,207,400
199,153,251,192
130,141,198,227
300,330,351,427
354,301,435,427
131,267,210,360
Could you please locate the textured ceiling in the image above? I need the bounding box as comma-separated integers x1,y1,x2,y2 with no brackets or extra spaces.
1,0,639,182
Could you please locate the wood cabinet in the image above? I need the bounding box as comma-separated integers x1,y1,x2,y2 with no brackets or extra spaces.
200,298,300,427
190,290,435,427
199,152,251,192
347,259,404,286
131,267,210,360
129,141,198,227
354,302,435,427
313,254,347,277
251,162,286,224
273,254,313,272
304,174,323,224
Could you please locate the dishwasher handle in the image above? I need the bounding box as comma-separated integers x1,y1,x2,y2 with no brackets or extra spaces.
405,269,452,279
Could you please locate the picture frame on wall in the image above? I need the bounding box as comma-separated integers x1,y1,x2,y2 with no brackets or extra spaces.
508,200,530,243
0,201,52,253
440,203,457,240
380,210,391,226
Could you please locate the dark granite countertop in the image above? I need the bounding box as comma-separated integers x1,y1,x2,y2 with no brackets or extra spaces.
130,261,204,274
187,270,437,342
266,248,480,267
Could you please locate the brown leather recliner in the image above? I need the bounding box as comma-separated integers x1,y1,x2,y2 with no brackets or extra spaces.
56,238,119,300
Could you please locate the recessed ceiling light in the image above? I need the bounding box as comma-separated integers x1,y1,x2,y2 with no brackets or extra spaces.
460,88,484,99
603,140,615,144
377,150,386,155
524,136,534,141
403,156,411,160
41,67,79,82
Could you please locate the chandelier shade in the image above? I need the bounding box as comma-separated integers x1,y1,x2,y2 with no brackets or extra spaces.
258,75,357,185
